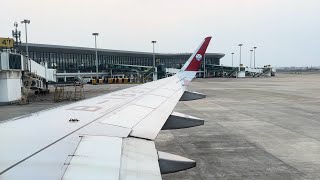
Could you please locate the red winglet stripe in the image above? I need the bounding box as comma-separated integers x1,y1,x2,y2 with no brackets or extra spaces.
185,37,212,71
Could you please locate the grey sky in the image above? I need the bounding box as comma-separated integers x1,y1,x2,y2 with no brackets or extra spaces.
1,0,320,67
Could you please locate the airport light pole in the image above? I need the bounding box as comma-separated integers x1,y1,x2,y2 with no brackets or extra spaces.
92,33,99,80
151,40,157,81
231,53,234,67
238,44,243,72
253,47,257,68
250,49,253,68
21,19,31,72
203,54,206,78
21,19,30,58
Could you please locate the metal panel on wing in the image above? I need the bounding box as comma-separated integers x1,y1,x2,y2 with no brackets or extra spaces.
120,138,161,180
100,105,153,128
63,136,123,180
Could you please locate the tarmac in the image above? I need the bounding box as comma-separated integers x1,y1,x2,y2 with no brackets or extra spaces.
159,73,320,180
1,73,320,179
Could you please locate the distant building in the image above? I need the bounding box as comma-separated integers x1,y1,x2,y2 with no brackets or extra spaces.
19,43,224,81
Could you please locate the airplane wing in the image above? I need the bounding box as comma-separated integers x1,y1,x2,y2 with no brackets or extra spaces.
0,37,212,180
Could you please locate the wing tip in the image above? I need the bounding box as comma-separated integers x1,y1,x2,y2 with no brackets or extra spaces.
183,36,213,72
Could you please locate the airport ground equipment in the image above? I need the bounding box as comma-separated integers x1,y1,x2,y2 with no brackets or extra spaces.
205,64,240,78
53,85,66,102
74,84,84,100
53,84,84,102
203,64,275,78
0,49,56,104
249,66,275,77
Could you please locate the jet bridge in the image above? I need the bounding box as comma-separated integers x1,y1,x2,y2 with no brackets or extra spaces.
0,50,56,104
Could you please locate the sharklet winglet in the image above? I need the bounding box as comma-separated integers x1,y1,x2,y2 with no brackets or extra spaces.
181,36,212,72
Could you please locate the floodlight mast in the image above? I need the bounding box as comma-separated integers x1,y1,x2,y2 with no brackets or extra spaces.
250,50,253,68
92,33,99,80
21,19,30,72
231,52,234,66
253,47,257,68
151,40,157,81
21,19,30,58
238,44,243,72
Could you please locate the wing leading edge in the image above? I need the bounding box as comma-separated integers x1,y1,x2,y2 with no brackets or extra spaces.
0,37,212,179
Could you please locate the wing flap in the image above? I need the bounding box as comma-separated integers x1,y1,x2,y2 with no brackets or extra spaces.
63,136,161,180
120,138,161,180
63,136,122,180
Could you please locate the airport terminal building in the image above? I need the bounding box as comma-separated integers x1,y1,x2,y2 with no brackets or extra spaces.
20,43,225,81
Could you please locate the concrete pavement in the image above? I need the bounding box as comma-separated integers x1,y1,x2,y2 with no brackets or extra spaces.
158,73,320,179
1,73,319,179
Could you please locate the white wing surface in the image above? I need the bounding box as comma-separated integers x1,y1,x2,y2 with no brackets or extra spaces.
0,37,212,179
